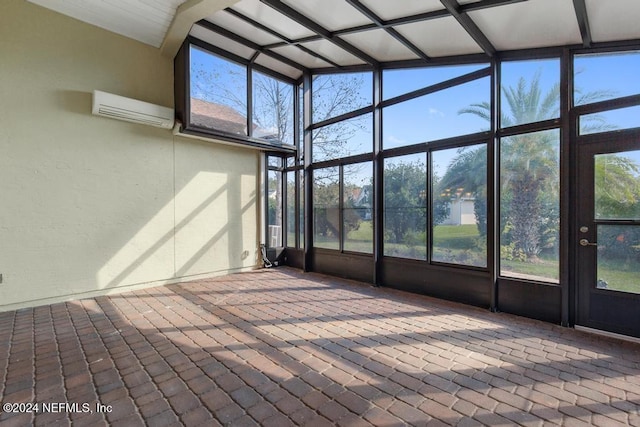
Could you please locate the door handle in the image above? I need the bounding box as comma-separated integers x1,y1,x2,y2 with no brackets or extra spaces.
579,238,597,247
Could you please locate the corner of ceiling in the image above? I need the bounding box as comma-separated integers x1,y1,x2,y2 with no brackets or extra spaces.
160,0,241,58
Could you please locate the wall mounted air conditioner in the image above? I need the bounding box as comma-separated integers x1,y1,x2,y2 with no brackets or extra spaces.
92,90,175,129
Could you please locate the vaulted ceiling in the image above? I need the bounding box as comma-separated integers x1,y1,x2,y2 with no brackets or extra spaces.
28,0,640,79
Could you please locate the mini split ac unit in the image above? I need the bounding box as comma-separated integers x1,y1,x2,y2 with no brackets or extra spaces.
92,90,175,129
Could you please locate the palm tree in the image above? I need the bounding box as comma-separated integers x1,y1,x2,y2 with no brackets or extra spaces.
454,70,617,262
456,71,561,261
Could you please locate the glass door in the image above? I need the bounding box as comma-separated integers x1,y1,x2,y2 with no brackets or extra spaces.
576,135,640,338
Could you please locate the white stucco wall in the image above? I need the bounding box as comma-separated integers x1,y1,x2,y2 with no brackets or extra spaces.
0,0,260,310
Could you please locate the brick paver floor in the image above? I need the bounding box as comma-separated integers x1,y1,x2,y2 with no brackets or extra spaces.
1,267,639,426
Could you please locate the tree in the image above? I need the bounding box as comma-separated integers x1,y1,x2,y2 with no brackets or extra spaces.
253,73,294,144
595,154,640,219
458,71,561,262
311,73,369,162
383,161,427,248
594,153,640,262
457,70,618,262
313,170,340,246
434,146,487,236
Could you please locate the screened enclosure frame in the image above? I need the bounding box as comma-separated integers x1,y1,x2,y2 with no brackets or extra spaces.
176,7,640,326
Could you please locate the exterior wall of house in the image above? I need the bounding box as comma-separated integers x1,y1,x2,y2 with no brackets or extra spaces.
0,0,260,311
441,199,476,225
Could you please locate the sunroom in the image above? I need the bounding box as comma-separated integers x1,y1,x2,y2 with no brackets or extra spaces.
167,0,640,339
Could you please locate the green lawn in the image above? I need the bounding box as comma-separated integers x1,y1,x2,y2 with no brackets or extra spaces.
312,222,639,293
597,259,640,293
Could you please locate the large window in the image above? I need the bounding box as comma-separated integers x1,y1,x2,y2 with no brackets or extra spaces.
383,154,427,260
286,171,296,247
383,64,487,100
574,51,640,135
176,39,296,154
311,72,373,162
383,77,490,149
343,162,373,253
253,71,294,145
268,169,283,248
312,163,373,254
500,130,560,283
574,51,640,106
313,167,340,250
190,45,248,136
312,72,372,123
312,114,373,162
500,59,560,128
498,59,561,283
432,144,487,267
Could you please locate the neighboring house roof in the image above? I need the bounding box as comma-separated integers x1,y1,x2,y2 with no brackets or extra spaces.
190,98,280,142
190,98,248,135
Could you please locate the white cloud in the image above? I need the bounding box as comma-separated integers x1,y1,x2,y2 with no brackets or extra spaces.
387,135,407,146
428,107,445,117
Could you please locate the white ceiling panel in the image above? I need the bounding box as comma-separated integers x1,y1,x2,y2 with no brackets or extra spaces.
298,39,366,67
270,45,334,69
360,0,444,21
254,54,303,79
340,29,420,62
28,0,185,47
396,16,483,57
586,0,640,43
469,0,582,51
281,0,370,32
230,0,316,40
190,25,256,60
205,10,284,46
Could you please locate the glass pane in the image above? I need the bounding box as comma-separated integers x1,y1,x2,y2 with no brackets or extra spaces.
383,63,488,100
190,45,247,135
268,156,282,168
313,167,340,250
298,83,304,160
268,170,283,247
500,59,559,128
383,154,427,260
312,72,372,123
343,162,373,253
252,71,294,145
500,130,560,283
286,172,296,247
596,225,640,294
595,150,640,220
432,144,487,267
312,113,373,162
574,51,640,106
299,170,305,249
580,105,640,135
383,77,490,149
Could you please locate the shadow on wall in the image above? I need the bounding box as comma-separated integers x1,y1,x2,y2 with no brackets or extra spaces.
0,89,260,309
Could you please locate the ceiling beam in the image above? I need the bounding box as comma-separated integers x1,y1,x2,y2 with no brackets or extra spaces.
263,10,453,49
263,0,524,50
161,0,241,58
259,0,380,67
572,0,592,47
459,0,528,13
440,0,496,57
346,0,430,61
195,20,307,71
223,9,342,68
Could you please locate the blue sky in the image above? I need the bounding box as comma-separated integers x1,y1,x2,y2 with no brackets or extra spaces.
191,46,640,174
